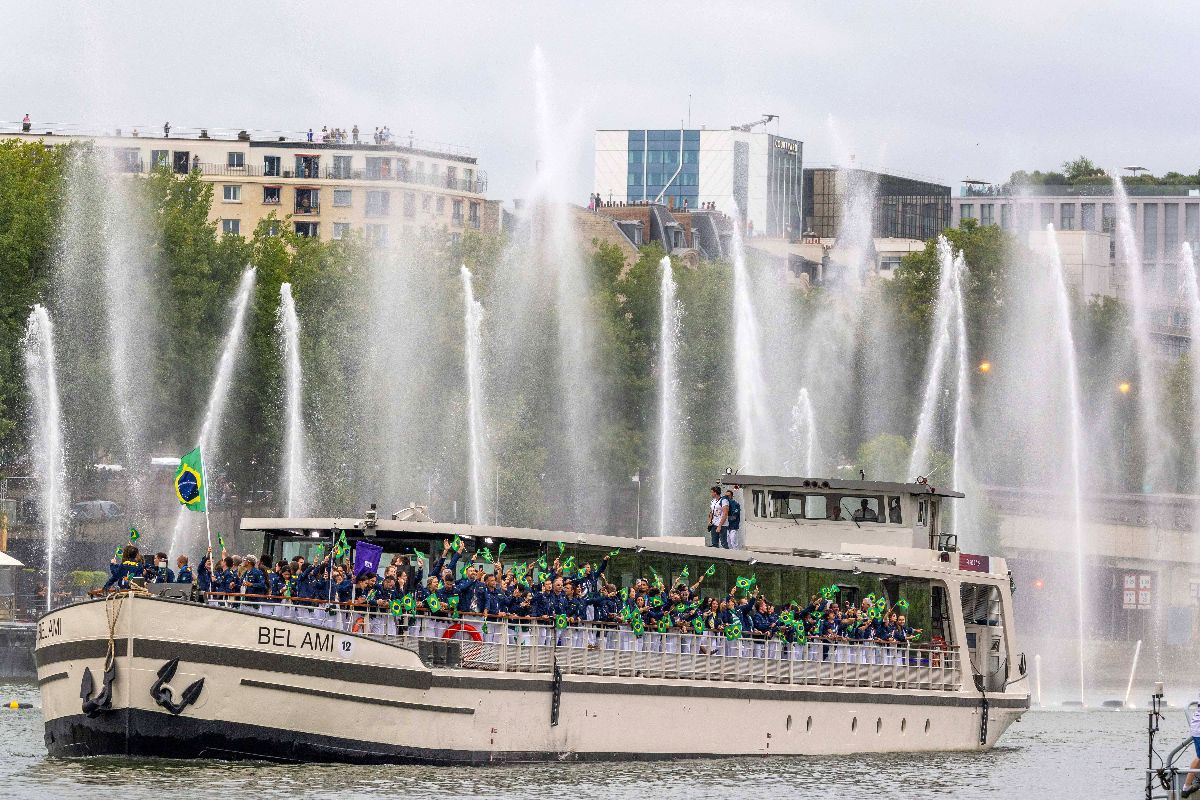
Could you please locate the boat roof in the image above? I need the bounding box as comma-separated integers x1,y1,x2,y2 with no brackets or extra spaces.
720,474,965,499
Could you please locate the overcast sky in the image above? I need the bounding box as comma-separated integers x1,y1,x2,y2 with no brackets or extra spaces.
4,1,1198,199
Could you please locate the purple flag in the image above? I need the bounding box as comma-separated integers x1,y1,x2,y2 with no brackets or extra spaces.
353,541,384,578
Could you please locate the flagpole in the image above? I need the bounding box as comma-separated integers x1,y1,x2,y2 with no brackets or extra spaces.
200,449,213,554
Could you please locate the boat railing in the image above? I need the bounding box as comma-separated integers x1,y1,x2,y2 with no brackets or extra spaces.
200,593,962,692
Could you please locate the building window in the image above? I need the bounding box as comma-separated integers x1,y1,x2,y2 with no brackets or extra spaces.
1081,203,1096,231
366,224,388,246
1102,203,1116,233
1000,204,1012,229
331,155,353,179
1164,203,1179,258
980,204,994,226
404,192,416,217
880,255,902,272
221,219,240,235
151,149,169,168
452,199,463,224
333,189,352,207
422,193,432,212
332,222,351,240
366,157,392,180
263,186,281,205
469,201,480,228
263,155,281,177
1040,203,1054,227
295,187,319,215
1144,203,1159,263
227,151,245,168
266,220,280,237
960,204,974,222
222,185,241,202
1060,204,1075,231
295,155,319,179
366,190,390,217
294,221,319,238
436,196,446,214
1187,204,1200,249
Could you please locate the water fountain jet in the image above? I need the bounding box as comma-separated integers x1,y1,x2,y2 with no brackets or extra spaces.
460,266,489,527
657,256,683,536
278,283,306,518
23,305,67,612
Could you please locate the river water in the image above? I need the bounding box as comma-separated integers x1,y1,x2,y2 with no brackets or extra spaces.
0,680,1182,799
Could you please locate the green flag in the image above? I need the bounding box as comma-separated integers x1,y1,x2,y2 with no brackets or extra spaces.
174,446,206,512
705,564,716,577
128,527,140,542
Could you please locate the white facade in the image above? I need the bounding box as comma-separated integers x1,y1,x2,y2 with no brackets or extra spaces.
594,128,803,238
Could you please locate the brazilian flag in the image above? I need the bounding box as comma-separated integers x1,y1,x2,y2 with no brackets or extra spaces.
174,447,206,512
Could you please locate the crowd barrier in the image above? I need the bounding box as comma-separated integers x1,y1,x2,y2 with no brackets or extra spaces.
203,593,961,691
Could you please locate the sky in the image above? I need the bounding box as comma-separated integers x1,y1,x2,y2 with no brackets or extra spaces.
4,1,1200,200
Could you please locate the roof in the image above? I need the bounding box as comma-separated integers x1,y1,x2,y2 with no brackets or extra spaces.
718,474,965,499
0,551,24,567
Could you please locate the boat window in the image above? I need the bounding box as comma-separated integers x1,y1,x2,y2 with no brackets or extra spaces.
917,498,928,526
841,496,883,523
887,496,903,524
752,489,767,518
804,494,827,520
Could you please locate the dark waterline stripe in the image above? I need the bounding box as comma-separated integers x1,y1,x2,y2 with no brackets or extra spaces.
239,678,474,714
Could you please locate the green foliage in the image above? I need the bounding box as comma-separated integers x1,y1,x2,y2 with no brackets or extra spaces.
0,139,66,455
854,434,910,483
70,570,107,589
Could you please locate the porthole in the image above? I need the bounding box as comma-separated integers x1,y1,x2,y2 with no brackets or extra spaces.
924,718,931,734
901,718,907,733
806,716,813,732
851,716,858,732
786,715,793,732
876,717,882,734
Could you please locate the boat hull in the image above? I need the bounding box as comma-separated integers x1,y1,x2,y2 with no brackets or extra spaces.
36,595,1028,763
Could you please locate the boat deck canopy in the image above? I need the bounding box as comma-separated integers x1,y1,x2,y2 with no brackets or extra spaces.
720,474,965,499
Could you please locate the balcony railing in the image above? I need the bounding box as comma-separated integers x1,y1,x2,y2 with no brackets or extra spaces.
294,203,320,215
199,598,962,692
197,162,265,177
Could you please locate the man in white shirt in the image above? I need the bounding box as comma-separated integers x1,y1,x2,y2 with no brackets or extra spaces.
1182,694,1200,797
707,486,728,548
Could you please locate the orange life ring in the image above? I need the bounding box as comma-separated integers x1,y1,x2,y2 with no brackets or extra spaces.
351,616,366,634
443,621,482,642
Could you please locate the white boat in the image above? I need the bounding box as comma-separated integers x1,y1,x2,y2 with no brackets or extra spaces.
35,474,1029,762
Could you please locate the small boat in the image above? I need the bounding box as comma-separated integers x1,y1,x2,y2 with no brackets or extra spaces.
36,474,1029,763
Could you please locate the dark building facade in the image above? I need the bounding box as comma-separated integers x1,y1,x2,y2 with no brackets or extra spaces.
803,167,951,241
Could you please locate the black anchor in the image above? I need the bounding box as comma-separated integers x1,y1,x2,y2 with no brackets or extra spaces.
80,662,116,717
149,659,204,715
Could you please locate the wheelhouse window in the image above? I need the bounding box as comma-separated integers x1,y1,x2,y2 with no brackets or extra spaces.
763,490,890,523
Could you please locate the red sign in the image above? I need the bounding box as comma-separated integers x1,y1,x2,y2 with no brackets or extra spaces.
958,553,990,573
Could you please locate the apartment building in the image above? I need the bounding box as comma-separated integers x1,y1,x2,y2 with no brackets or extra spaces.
1,126,491,244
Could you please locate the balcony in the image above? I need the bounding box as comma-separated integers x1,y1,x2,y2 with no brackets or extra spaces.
294,202,320,215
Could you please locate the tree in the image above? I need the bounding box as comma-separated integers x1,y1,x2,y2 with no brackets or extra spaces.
1061,156,1107,183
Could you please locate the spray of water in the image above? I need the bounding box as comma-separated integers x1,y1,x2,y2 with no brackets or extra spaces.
657,256,683,536
1112,177,1170,491
278,283,306,518
1180,244,1200,539
170,267,258,552
1045,224,1089,706
460,266,489,526
789,387,818,476
950,251,971,537
23,305,67,612
909,237,959,478
731,213,771,472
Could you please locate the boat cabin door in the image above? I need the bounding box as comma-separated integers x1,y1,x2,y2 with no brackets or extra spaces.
961,583,1008,692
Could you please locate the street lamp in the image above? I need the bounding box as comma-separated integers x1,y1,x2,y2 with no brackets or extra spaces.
1123,166,1148,177
978,360,992,374
1118,381,1132,394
